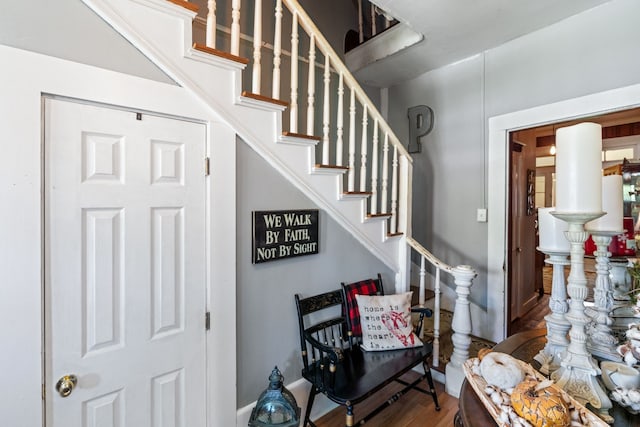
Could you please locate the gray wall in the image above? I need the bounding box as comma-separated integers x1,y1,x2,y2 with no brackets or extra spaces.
235,139,394,406
386,0,640,310
0,0,173,83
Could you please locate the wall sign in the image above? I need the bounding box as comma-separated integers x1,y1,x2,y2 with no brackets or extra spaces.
252,209,319,263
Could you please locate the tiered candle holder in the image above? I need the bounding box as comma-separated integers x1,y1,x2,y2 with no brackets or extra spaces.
550,211,613,423
588,231,623,361
533,249,570,375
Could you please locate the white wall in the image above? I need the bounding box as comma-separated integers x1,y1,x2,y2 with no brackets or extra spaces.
0,44,238,425
386,0,640,339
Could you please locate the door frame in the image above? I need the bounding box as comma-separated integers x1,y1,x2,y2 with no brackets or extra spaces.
0,45,237,427
487,82,640,344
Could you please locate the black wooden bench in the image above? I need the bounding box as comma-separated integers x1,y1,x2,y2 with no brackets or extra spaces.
294,275,440,426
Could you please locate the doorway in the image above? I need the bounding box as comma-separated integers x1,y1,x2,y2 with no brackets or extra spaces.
507,133,541,335
43,98,208,426
506,107,640,336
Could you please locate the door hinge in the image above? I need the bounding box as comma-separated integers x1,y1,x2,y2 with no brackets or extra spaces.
136,112,142,121
205,157,210,176
205,311,211,331
42,384,46,400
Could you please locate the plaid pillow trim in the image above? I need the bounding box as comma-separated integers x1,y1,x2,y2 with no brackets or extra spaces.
343,279,380,337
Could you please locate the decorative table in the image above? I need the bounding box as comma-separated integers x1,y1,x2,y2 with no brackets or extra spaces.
456,329,637,427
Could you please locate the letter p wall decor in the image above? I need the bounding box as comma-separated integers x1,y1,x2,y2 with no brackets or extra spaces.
407,105,434,153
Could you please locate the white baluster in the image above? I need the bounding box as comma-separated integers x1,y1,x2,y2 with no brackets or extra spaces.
347,88,356,192
390,145,398,234
336,72,344,166
206,0,217,49
416,256,425,307
433,267,441,368
251,0,262,94
289,12,299,133
359,105,368,192
370,4,377,37
357,0,364,43
369,119,378,214
272,0,282,99
231,0,241,56
306,34,316,136
381,132,389,214
322,54,331,165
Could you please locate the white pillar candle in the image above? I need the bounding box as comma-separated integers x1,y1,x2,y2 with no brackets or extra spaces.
586,175,623,232
555,122,603,213
539,207,570,252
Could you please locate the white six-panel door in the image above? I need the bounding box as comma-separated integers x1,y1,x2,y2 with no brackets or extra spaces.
44,98,207,427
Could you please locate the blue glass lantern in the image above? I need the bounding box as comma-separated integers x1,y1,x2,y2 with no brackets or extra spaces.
248,366,301,427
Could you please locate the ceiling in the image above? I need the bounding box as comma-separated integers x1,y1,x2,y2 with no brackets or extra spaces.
356,0,612,87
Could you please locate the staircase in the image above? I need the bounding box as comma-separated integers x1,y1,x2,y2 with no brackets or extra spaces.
81,0,477,402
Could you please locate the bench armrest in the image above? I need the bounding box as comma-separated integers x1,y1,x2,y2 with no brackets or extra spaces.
303,331,345,364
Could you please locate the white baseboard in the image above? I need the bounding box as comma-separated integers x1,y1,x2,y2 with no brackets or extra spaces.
236,378,337,427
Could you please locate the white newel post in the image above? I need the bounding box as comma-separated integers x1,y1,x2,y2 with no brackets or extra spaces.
445,265,476,398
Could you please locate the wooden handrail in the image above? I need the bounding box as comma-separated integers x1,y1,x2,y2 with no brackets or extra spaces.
406,236,454,273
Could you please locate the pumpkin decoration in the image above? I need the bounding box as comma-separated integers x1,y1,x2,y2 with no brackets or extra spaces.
511,379,570,427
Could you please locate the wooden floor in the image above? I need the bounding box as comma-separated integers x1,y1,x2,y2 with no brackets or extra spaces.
509,294,550,336
313,372,457,427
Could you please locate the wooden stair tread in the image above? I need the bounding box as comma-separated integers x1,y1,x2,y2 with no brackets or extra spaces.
192,43,249,65
367,213,392,219
282,131,321,141
314,164,349,171
343,191,372,196
241,91,288,107
167,0,199,12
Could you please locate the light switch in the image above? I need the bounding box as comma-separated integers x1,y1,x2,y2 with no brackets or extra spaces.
477,208,487,222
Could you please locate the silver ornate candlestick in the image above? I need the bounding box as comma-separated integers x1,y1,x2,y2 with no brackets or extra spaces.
550,212,612,423
534,249,570,375
587,231,623,361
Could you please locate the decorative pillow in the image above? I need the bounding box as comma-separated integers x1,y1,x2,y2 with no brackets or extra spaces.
343,278,381,337
354,292,423,351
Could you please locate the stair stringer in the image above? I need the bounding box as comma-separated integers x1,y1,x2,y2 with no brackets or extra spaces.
80,0,405,273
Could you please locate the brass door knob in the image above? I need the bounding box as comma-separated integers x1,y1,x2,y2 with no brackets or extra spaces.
56,375,78,397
